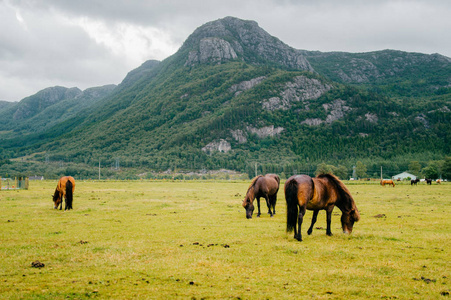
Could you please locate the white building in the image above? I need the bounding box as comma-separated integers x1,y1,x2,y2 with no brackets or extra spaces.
392,172,417,180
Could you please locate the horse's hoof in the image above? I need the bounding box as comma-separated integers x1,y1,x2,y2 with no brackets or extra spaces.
326,233,333,236
307,230,312,235
270,214,274,218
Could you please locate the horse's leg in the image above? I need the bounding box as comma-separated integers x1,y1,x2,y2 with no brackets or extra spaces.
307,210,319,235
264,195,273,216
296,205,306,241
270,195,276,215
256,197,261,217
326,207,333,236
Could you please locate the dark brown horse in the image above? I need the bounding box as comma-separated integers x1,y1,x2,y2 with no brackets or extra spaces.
411,178,420,185
52,176,75,210
242,174,280,219
285,174,360,241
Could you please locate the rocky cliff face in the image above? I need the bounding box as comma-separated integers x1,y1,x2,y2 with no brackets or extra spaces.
182,17,313,71
262,75,333,111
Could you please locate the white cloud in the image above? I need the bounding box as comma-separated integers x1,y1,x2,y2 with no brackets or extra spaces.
73,17,179,64
1,0,450,102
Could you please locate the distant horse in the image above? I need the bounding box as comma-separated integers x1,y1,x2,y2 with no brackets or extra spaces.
425,178,432,185
242,174,280,219
52,176,75,210
436,179,442,184
380,179,395,187
285,174,360,242
411,179,420,185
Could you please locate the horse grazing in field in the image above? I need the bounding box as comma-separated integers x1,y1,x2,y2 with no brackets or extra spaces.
242,174,280,219
52,176,75,210
380,179,395,187
285,174,360,242
436,179,442,184
425,178,432,185
411,179,420,185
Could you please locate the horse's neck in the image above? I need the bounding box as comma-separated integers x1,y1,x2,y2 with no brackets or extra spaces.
336,196,355,213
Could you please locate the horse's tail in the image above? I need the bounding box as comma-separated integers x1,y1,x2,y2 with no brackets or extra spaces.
66,180,73,210
273,174,280,186
285,178,299,233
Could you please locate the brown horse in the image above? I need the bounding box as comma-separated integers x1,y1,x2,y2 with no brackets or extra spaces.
285,174,360,242
242,174,280,219
52,176,75,210
380,179,395,187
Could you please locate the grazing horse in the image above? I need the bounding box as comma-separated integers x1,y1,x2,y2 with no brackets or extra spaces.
436,179,442,184
285,174,360,242
52,176,75,210
380,179,395,187
242,174,280,219
425,178,432,185
411,179,420,185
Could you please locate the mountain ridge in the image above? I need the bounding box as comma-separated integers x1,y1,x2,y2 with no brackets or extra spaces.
0,16,449,178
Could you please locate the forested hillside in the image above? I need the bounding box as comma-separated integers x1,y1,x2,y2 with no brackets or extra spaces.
0,17,450,179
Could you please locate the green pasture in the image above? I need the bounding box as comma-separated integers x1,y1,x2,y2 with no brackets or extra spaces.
0,180,450,299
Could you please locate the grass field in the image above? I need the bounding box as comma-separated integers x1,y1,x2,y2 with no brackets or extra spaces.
1,179,450,299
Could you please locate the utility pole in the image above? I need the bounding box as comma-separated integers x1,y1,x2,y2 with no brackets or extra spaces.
381,166,383,180
99,159,101,180
255,163,258,177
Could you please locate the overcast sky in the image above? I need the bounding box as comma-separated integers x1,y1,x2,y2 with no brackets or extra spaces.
1,0,450,102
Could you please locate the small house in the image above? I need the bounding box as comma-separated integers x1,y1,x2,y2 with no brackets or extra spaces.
392,172,417,181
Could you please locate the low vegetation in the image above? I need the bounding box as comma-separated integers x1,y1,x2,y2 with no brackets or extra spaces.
1,180,449,299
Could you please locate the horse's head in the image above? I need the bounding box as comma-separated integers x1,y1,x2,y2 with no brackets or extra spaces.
341,208,360,234
242,196,254,219
52,191,62,209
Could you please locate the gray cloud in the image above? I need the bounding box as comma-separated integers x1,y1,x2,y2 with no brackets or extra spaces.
1,0,450,101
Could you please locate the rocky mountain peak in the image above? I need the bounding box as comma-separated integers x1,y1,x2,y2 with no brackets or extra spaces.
181,16,313,71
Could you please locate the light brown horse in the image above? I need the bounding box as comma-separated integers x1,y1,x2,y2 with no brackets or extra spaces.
52,176,75,210
380,179,395,187
242,174,280,219
285,174,360,241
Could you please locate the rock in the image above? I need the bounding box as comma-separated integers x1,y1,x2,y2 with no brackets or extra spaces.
202,139,231,154
229,76,266,96
31,261,45,268
247,125,284,138
262,76,332,111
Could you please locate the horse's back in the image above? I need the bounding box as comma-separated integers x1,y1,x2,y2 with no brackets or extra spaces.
58,176,75,193
285,175,314,205
264,174,280,194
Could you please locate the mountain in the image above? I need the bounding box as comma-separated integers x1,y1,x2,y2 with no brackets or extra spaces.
0,17,450,178
303,50,451,97
0,85,116,138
